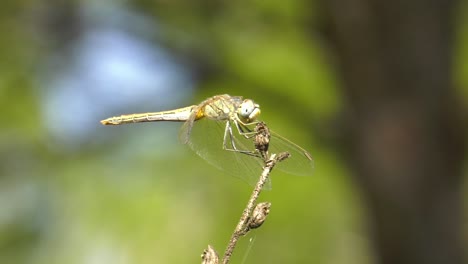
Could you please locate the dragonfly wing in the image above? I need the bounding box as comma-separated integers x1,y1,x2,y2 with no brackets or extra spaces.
268,131,314,176
178,110,197,144
182,117,271,189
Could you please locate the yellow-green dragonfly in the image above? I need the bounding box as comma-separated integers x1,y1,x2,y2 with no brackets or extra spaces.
101,94,314,186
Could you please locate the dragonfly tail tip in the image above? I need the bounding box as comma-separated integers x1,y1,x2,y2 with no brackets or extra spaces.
100,119,111,125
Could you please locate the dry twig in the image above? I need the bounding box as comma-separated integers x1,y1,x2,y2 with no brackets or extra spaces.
220,122,290,264
201,122,290,264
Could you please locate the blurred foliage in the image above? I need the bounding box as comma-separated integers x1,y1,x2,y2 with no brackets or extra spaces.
0,1,466,264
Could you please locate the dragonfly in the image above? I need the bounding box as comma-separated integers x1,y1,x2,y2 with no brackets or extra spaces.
101,94,314,187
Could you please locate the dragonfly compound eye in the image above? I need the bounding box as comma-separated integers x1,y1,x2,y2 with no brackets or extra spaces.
238,99,261,122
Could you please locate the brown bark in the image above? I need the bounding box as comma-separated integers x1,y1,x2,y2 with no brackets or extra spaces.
320,0,467,263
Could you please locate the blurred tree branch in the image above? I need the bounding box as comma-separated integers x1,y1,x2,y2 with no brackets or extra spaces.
319,0,466,263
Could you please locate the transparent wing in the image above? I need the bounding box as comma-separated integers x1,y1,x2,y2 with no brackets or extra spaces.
179,117,271,189
267,130,314,176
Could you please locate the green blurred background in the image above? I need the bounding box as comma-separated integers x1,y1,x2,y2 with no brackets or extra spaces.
0,1,466,264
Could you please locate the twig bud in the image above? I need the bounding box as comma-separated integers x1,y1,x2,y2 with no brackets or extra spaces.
201,245,219,264
254,121,271,160
276,152,291,162
248,202,271,230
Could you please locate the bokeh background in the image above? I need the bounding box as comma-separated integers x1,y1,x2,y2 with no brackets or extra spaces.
0,1,466,264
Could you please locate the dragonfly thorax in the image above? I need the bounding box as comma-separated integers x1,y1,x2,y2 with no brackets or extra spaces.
237,99,261,123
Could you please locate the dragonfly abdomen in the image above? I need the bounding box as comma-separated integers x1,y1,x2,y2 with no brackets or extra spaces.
101,106,195,125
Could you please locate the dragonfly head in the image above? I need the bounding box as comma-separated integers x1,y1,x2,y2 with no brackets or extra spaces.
238,99,261,123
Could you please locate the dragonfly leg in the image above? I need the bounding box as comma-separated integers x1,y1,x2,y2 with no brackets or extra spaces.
222,121,260,157
223,121,239,150
234,119,258,139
